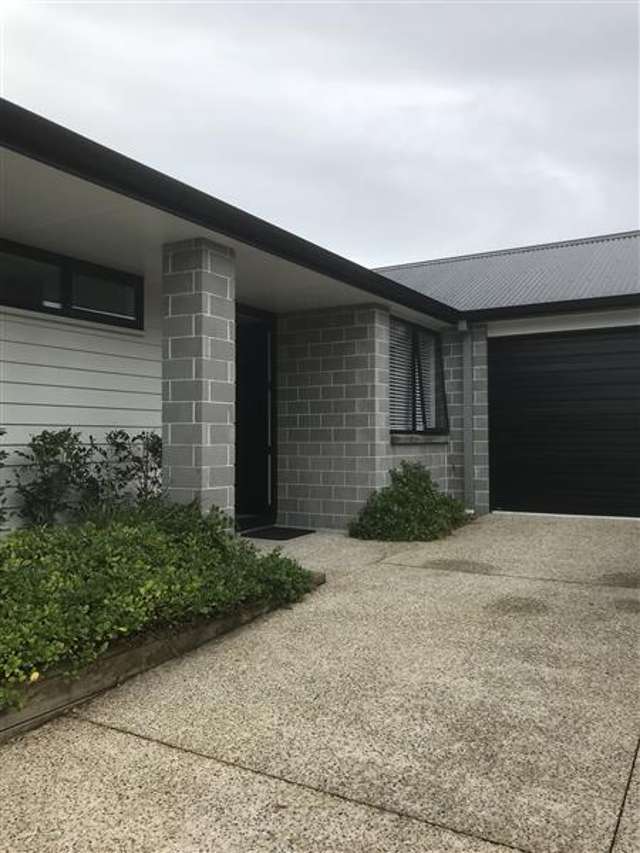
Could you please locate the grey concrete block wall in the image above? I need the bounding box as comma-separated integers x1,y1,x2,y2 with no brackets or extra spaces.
441,331,465,501
159,269,488,528
276,305,390,530
275,307,483,530
388,442,449,492
162,238,236,515
470,323,490,513
385,331,465,503
383,325,488,515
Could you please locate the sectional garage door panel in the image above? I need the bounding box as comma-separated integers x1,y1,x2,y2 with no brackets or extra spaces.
488,327,640,517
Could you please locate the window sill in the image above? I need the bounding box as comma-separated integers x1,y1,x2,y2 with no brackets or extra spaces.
391,433,450,446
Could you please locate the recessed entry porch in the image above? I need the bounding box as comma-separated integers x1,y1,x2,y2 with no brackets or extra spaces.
0,136,459,529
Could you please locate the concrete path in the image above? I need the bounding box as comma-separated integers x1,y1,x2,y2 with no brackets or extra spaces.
1,514,638,853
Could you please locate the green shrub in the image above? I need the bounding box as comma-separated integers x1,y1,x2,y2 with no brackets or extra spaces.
0,502,313,710
13,428,93,525
348,461,467,541
82,430,162,510
79,495,230,540
11,427,163,526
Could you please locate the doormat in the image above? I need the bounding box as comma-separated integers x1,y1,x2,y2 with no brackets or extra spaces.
245,526,314,541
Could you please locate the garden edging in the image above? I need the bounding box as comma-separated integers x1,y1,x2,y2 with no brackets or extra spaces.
0,570,326,745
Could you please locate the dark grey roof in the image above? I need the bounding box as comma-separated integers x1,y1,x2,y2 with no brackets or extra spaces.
376,230,640,313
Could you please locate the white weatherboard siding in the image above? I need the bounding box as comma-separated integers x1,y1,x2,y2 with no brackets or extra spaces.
0,278,162,515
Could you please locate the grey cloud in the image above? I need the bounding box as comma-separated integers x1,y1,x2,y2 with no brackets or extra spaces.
4,1,638,266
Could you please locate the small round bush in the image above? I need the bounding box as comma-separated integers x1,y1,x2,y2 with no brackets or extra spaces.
348,461,467,541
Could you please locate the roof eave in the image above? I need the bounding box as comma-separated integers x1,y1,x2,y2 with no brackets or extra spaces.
0,98,460,325
464,292,640,322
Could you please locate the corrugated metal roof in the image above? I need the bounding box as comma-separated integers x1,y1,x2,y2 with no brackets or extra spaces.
376,230,640,312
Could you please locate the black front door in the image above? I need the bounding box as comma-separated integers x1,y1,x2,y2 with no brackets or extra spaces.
235,312,275,529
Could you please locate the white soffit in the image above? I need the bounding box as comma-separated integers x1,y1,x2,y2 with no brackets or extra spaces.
0,148,447,329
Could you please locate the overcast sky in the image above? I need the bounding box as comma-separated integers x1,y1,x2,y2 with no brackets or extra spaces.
1,1,638,267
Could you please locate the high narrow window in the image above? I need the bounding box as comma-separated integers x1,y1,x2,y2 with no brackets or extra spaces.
389,318,448,434
0,239,143,329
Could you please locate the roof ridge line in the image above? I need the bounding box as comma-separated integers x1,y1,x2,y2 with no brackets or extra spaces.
376,229,640,272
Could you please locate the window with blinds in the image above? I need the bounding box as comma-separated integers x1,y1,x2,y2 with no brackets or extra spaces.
389,318,448,433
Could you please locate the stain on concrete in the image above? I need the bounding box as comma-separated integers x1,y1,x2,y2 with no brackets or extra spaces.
422,559,497,576
488,596,549,616
614,598,640,614
600,572,640,589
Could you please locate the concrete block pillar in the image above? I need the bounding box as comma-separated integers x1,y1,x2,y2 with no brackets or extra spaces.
471,324,489,514
161,238,235,515
368,307,393,490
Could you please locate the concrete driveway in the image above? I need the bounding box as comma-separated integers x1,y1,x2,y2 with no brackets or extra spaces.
1,514,639,853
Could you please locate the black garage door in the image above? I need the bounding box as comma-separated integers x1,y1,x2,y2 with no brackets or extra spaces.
489,327,640,517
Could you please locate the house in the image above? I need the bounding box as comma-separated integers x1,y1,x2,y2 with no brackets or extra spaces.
379,235,640,519
0,98,638,529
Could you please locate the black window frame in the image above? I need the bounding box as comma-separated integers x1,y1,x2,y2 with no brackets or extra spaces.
389,317,449,436
0,238,144,330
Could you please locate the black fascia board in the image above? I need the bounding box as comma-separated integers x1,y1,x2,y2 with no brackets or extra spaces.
0,98,460,325
464,292,640,322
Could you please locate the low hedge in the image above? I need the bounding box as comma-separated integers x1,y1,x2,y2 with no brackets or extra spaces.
0,501,312,710
349,460,467,541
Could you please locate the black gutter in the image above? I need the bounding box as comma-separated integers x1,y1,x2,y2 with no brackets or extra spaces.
0,98,459,325
464,292,640,322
